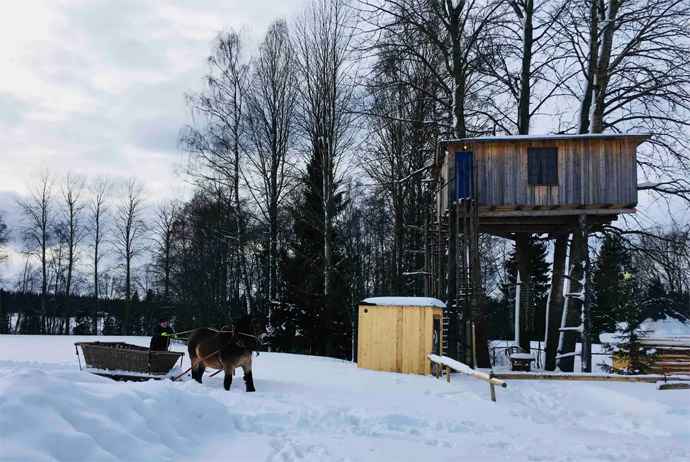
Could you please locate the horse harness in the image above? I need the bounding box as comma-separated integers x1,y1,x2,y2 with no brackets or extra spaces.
217,320,263,367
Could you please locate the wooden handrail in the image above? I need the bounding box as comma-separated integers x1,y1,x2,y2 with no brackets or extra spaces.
428,354,506,402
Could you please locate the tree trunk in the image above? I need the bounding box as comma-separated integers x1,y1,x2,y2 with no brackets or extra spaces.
578,0,599,133
93,238,99,335
41,219,47,335
469,202,490,368
544,234,568,371
515,233,532,352
589,1,621,133
517,0,534,135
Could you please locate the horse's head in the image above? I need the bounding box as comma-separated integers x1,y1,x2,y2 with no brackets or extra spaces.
237,315,270,345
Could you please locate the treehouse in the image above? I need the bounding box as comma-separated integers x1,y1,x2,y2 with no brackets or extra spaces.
424,133,651,371
433,133,650,236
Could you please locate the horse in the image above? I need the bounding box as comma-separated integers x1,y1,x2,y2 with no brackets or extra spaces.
187,315,268,391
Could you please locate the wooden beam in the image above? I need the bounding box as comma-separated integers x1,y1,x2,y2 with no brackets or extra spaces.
491,372,690,382
479,208,634,218
478,226,516,240
548,221,576,239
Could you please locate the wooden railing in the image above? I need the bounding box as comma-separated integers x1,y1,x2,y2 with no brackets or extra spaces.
428,354,506,402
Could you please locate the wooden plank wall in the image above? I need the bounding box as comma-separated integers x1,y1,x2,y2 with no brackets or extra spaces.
358,306,444,375
439,138,638,209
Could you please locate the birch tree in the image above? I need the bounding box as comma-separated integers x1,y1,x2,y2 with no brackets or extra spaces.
484,0,570,134
361,0,504,138
179,30,254,313
58,173,86,334
88,176,111,334
0,212,8,267
152,201,179,304
245,20,298,303
17,170,55,334
293,0,359,355
113,179,145,334
561,0,690,180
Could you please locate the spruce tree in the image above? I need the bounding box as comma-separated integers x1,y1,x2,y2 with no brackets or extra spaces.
277,150,352,358
600,277,659,375
501,236,550,341
592,235,635,337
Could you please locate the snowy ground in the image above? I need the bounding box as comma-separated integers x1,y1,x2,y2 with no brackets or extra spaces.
1,335,689,462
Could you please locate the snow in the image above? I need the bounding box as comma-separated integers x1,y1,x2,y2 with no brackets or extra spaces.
2,334,690,461
509,353,536,360
442,133,652,144
600,317,690,344
361,297,445,308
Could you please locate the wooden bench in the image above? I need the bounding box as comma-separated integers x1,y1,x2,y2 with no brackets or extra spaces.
505,346,535,372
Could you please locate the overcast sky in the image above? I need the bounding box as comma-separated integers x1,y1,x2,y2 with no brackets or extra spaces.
0,0,686,283
0,0,301,203
0,0,304,281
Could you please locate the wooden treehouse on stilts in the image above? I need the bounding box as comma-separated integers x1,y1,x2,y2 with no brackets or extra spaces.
425,133,650,372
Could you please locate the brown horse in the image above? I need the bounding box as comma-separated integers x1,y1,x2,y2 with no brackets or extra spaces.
187,315,268,391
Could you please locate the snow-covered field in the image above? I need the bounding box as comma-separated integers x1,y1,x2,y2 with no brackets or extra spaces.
1,335,689,461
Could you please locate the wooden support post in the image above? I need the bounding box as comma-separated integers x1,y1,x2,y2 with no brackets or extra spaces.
472,322,477,369
490,383,496,402
446,365,451,382
581,214,592,373
545,234,568,371
447,202,458,360
424,190,431,296
469,198,491,368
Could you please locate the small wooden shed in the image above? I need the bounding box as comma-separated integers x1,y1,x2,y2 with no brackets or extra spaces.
357,297,444,375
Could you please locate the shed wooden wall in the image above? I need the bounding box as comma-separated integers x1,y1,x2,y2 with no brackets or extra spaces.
442,137,639,208
358,305,443,375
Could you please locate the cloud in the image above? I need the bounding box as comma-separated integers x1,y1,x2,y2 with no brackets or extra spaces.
0,0,299,197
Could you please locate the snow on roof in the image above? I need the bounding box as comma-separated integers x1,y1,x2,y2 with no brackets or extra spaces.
599,317,690,344
440,133,652,144
361,297,445,308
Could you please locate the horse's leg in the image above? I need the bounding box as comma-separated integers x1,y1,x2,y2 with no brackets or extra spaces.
191,358,205,384
242,359,255,392
223,363,234,391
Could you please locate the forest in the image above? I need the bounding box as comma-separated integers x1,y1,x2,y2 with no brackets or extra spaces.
1,0,689,362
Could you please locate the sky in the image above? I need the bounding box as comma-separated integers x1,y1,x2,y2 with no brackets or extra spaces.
0,0,686,284
0,0,303,280
0,0,301,204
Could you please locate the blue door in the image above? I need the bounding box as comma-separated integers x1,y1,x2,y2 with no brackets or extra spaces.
455,151,474,199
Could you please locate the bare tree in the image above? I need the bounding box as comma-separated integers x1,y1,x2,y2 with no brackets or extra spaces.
560,0,690,179
88,176,112,334
0,211,8,267
113,179,146,334
362,50,438,294
179,30,254,313
293,0,360,355
58,173,86,334
152,201,179,304
483,0,570,134
361,0,504,138
245,20,299,303
17,170,55,333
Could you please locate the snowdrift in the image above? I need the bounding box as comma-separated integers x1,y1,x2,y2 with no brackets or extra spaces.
1,335,689,461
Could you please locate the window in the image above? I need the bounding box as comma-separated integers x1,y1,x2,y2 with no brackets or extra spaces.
528,148,558,185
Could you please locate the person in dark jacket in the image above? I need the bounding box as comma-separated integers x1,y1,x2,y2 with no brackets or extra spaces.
150,317,175,351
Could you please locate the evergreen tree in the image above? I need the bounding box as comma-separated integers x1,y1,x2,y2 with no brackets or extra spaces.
592,235,635,337
501,236,550,341
277,150,352,358
600,278,659,375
